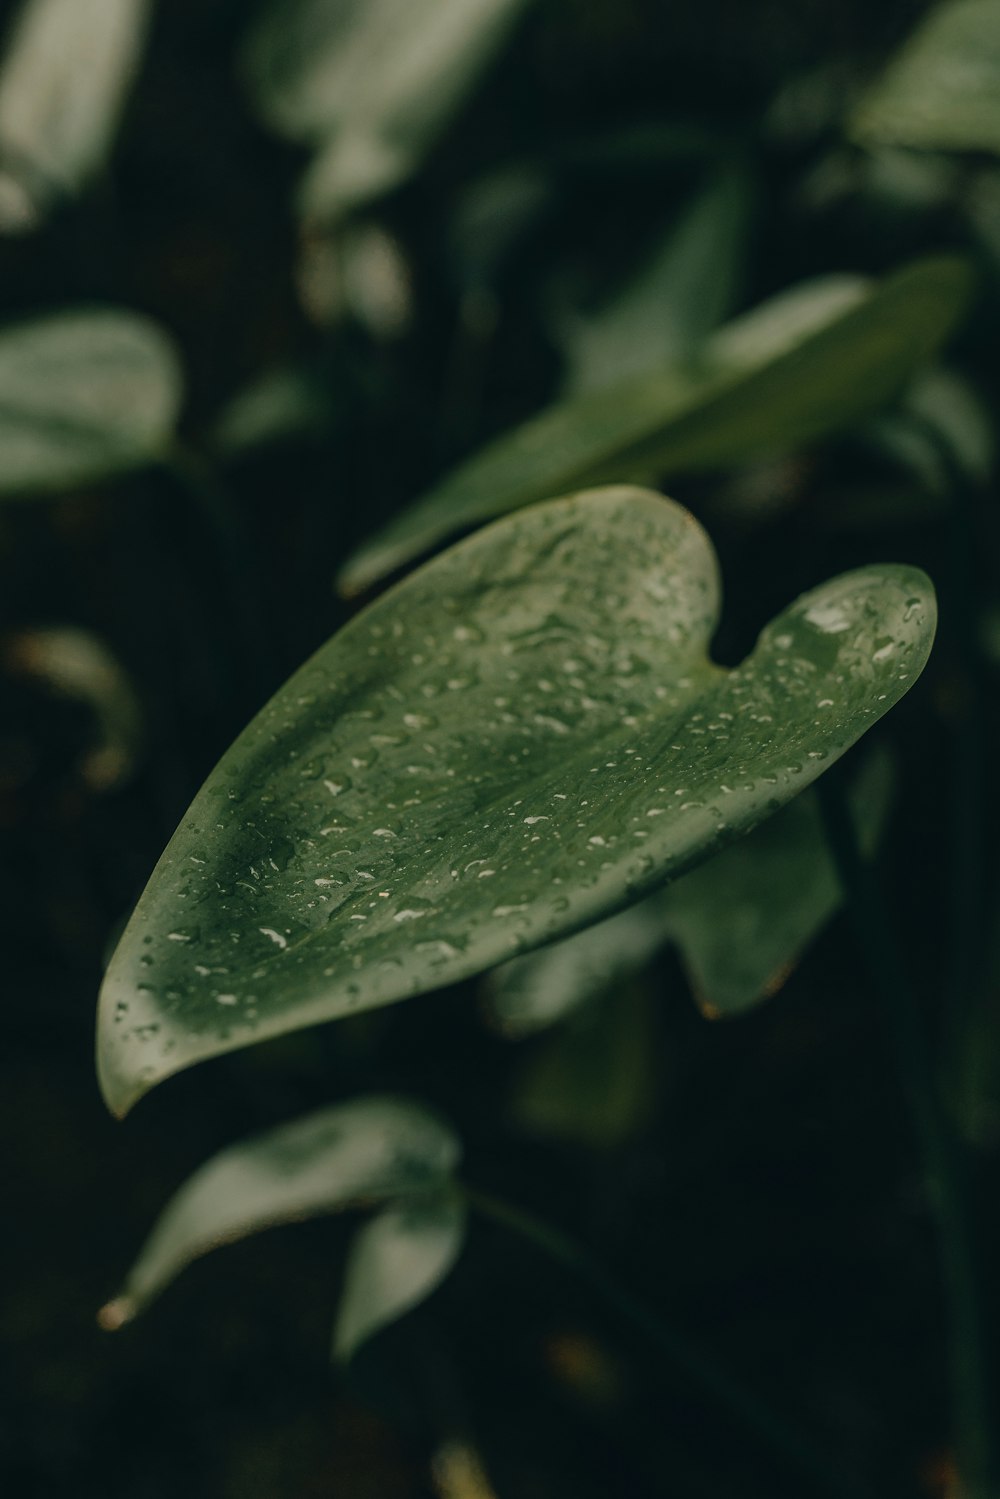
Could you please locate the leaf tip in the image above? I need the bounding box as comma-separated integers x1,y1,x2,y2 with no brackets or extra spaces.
97,1295,136,1332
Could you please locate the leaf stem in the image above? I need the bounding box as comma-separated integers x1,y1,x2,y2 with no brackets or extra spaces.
463,1184,867,1499
817,770,996,1499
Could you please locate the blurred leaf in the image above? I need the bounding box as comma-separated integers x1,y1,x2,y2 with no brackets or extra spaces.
99,1096,460,1325
487,898,666,1037
489,750,892,1034
560,166,755,395
98,486,936,1117
450,162,552,288
510,982,657,1147
339,256,970,595
3,627,141,790
0,0,151,230
660,747,893,1016
0,308,182,496
865,366,995,496
243,0,531,221
851,0,1000,155
212,364,332,458
333,1192,466,1362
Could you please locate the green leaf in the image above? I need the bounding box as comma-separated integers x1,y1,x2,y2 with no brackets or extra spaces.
338,256,970,595
488,750,892,1033
98,1096,460,1326
212,364,332,458
0,0,151,230
660,748,893,1015
0,308,182,495
243,0,530,221
509,983,657,1148
487,899,667,1037
97,486,936,1117
333,1192,466,1362
851,0,1000,156
560,166,755,396
864,366,995,495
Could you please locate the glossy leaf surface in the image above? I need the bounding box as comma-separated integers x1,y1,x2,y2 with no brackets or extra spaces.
333,1193,466,1362
0,308,182,495
338,256,969,594
0,0,151,230
851,0,1000,155
98,486,936,1116
99,1097,460,1325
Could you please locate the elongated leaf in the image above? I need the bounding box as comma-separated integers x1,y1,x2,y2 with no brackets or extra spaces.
0,0,151,228
338,256,970,594
0,308,182,495
333,1193,466,1362
851,0,1000,156
243,0,529,221
98,1097,460,1326
98,486,936,1117
561,166,754,395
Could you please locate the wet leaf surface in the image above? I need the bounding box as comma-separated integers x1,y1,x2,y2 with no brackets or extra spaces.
98,486,935,1116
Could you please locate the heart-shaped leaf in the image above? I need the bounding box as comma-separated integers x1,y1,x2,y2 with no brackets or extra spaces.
0,0,151,229
338,256,969,595
98,486,935,1117
0,308,182,496
333,1193,466,1362
851,0,1000,156
98,1096,460,1327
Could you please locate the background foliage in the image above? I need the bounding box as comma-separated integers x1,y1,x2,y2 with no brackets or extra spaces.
1,1,998,1496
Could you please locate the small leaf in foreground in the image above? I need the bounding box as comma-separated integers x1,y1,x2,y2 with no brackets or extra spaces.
333,1193,466,1362
98,486,936,1117
98,1096,459,1326
0,308,182,496
338,256,970,595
